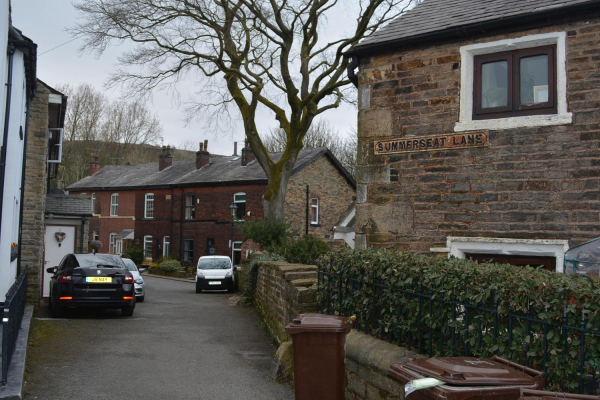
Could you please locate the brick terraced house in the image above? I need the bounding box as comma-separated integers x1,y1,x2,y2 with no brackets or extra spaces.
348,0,600,272
68,143,356,266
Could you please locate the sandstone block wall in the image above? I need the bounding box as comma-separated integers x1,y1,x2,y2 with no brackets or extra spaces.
253,261,319,344
356,19,600,252
22,82,49,305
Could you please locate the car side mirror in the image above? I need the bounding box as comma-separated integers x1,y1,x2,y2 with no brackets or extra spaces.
46,267,58,274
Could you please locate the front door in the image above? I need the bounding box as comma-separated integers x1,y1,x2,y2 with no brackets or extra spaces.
43,225,75,297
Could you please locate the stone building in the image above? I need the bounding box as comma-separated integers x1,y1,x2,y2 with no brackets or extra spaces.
68,144,355,268
348,0,600,272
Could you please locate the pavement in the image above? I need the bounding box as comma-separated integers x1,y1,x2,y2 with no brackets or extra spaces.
22,275,294,400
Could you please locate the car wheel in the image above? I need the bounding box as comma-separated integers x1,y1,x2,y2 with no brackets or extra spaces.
137,295,145,303
50,296,63,318
227,287,234,293
121,306,135,317
195,282,202,293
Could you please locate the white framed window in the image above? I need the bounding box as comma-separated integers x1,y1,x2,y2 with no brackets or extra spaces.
183,239,194,262
310,198,319,225
233,192,246,220
93,230,99,241
145,193,154,218
185,194,195,220
232,241,242,266
115,239,123,255
144,235,153,259
91,192,96,214
455,32,571,132
439,236,569,273
109,233,117,253
163,236,170,257
110,193,119,216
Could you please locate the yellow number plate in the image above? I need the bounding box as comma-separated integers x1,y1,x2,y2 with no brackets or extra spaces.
86,277,112,283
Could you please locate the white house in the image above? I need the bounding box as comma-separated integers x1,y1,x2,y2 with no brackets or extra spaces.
0,0,37,300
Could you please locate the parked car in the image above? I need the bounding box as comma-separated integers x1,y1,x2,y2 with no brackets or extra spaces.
46,253,136,317
121,258,145,302
196,256,235,293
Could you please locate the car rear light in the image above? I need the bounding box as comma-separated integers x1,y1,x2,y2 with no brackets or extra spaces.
59,296,73,300
59,273,73,283
124,273,134,284
123,296,133,300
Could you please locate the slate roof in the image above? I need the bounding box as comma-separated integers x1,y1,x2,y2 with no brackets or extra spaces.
67,148,355,191
353,0,600,53
45,194,93,216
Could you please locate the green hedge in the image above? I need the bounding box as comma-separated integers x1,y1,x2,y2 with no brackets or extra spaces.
318,248,600,393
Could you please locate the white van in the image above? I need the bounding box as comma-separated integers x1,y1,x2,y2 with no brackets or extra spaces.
195,256,235,293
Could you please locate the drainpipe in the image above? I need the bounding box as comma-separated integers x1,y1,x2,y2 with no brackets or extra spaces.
305,185,309,235
0,44,16,249
16,99,31,276
180,187,184,260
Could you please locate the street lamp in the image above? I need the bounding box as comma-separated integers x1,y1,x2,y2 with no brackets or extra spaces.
229,202,238,262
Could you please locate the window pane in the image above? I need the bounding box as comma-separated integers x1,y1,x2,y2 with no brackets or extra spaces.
481,61,508,109
520,55,548,105
234,193,246,202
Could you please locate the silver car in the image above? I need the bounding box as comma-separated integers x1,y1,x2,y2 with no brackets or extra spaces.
122,258,145,302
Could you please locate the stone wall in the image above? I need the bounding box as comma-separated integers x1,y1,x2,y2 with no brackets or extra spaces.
22,82,49,305
356,18,600,252
345,331,422,400
286,154,356,242
253,260,319,344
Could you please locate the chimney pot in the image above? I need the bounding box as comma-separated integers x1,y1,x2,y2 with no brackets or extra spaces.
196,141,210,169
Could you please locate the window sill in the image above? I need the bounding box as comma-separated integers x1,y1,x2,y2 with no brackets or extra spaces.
454,112,572,132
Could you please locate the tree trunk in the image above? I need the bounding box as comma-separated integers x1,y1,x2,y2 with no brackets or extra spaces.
261,156,295,221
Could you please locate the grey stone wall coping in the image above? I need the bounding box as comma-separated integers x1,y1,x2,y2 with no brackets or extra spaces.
0,306,33,400
346,330,424,376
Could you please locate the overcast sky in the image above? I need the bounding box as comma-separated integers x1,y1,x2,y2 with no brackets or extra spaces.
12,1,360,157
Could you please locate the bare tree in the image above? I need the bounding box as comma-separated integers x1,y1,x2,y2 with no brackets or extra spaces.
72,0,416,220
263,120,357,178
56,83,163,188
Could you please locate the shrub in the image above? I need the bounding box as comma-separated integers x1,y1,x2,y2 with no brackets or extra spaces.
281,235,330,265
124,246,144,265
160,259,181,272
318,248,600,393
148,262,160,269
235,218,292,251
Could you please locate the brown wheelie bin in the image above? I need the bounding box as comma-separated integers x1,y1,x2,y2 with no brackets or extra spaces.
518,388,600,400
389,355,545,400
284,313,355,400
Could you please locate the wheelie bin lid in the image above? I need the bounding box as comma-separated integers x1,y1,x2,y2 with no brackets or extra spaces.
395,356,541,386
284,313,354,335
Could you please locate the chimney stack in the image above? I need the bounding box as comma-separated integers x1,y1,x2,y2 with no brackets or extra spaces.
241,140,255,166
159,145,172,171
196,140,210,169
88,154,101,176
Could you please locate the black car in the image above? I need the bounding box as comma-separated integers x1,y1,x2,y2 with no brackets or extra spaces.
47,253,136,317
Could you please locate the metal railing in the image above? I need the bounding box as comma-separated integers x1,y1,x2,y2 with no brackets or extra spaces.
318,269,600,395
1,267,27,386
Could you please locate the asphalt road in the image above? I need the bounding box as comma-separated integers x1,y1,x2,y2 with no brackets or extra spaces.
23,275,294,400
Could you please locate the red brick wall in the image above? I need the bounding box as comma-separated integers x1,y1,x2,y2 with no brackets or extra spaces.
356,18,600,252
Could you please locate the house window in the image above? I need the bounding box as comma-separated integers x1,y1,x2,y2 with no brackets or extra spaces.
91,192,96,213
233,192,246,220
310,198,319,225
93,230,99,241
473,46,555,120
183,239,194,262
163,236,170,257
144,235,153,259
109,233,117,253
145,193,154,218
455,32,571,132
185,194,195,220
110,193,119,216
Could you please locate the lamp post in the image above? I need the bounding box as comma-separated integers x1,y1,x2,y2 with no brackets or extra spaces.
229,202,238,262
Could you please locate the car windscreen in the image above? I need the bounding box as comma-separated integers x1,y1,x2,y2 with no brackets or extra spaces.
198,259,231,270
121,259,138,272
75,254,126,268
